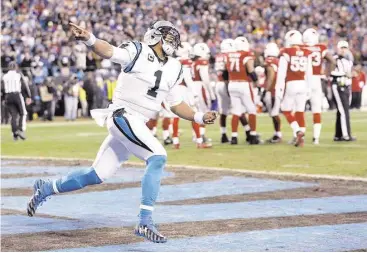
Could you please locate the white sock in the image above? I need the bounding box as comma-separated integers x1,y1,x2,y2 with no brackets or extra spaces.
200,127,205,136
232,132,238,137
196,137,203,144
290,121,300,137
250,131,257,136
173,137,179,145
220,127,226,134
152,127,157,136
163,130,170,140
300,127,306,134
313,123,322,139
276,131,282,138
244,124,251,131
168,124,173,134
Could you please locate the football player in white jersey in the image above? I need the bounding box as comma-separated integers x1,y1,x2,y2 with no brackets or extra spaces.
27,21,217,243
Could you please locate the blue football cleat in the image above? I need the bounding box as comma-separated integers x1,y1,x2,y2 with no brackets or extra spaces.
134,218,167,243
27,179,51,217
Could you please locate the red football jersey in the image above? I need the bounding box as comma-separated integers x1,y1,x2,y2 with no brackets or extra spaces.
226,51,255,81
281,46,312,82
215,53,227,81
191,59,209,81
179,58,192,86
352,70,366,92
301,44,328,75
264,56,279,95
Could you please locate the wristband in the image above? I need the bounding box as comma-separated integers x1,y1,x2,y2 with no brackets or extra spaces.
84,34,96,46
194,112,205,124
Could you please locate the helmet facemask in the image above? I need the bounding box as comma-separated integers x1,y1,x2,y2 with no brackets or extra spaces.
158,26,181,56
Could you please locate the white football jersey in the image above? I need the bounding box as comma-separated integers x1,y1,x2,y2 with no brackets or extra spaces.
111,41,183,119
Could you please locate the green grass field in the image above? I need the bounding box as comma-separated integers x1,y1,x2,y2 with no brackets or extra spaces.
1,111,366,177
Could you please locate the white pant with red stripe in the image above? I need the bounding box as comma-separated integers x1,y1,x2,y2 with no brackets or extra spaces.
215,81,230,115
281,80,308,112
228,81,255,115
309,75,323,114
193,81,210,112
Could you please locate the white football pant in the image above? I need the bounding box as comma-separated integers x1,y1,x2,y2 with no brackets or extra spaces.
215,81,231,115
281,80,308,112
309,75,323,114
93,112,166,181
228,81,255,115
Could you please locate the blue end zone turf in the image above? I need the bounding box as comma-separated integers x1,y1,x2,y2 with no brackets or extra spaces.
1,215,93,235
2,176,319,234
54,222,367,252
3,191,367,233
2,163,366,252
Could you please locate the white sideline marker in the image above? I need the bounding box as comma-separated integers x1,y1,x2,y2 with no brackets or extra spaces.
2,156,367,182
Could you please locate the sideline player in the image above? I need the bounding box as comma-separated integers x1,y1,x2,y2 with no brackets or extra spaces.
276,30,312,147
302,28,335,144
227,36,261,145
27,21,217,243
215,38,234,143
263,42,282,143
172,42,205,148
191,42,215,146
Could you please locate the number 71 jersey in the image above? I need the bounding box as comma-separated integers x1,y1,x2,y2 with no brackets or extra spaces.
225,51,255,82
113,41,183,119
280,46,312,82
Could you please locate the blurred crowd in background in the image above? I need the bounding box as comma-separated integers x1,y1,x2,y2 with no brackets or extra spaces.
1,0,367,122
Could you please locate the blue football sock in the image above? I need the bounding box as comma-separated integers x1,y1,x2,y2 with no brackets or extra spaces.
40,181,55,198
52,167,102,194
139,155,166,224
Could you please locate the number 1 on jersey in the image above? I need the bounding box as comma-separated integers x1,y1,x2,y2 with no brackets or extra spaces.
147,70,162,98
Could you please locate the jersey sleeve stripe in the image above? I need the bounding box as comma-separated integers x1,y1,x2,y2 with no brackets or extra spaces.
175,65,183,83
282,53,290,62
243,56,253,65
123,41,143,73
271,63,278,72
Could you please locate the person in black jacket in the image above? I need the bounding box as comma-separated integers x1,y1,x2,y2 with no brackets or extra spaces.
1,62,32,140
331,41,356,141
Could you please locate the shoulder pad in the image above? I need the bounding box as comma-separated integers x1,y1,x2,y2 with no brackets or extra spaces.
122,41,143,73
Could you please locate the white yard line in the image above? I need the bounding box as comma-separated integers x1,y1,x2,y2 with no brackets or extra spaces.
2,155,367,182
0,121,96,129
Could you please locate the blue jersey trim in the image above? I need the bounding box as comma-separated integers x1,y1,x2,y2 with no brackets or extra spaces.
123,41,142,73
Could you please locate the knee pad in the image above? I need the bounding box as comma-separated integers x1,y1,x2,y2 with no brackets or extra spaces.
146,155,167,172
80,168,103,186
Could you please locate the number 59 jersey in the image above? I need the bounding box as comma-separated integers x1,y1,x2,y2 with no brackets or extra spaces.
280,46,312,82
112,41,183,119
